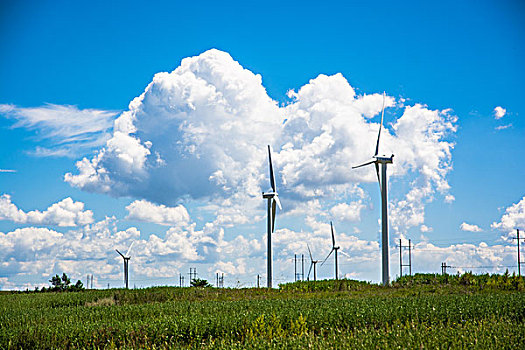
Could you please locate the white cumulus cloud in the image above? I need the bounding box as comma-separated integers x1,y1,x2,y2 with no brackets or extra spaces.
491,196,525,238
494,106,506,119
0,194,94,227
330,201,365,222
126,200,190,226
63,49,456,238
460,222,482,232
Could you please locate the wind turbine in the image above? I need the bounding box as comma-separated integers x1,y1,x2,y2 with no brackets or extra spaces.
262,145,282,288
352,92,393,286
322,221,340,280
306,244,319,281
116,241,134,289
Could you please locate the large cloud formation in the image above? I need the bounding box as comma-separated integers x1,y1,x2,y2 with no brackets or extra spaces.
65,49,456,235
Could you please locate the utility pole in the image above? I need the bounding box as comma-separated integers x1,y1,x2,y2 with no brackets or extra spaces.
188,267,197,283
399,239,402,278
301,254,305,281
408,239,412,276
257,274,260,288
86,275,89,289
91,275,94,289
398,239,412,277
220,273,224,288
294,254,297,282
512,229,525,276
216,272,219,287
441,262,451,275
179,273,185,287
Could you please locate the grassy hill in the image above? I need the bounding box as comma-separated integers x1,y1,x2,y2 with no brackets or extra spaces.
1,273,524,349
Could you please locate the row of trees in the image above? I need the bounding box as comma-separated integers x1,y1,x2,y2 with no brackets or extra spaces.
34,273,84,293
33,273,211,292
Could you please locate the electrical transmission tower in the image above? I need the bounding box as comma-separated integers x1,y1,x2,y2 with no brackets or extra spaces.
216,273,224,288
302,254,305,281
441,262,451,275
294,254,306,281
179,273,185,287
398,239,412,277
512,229,525,276
188,268,197,283
86,274,94,289
294,254,299,281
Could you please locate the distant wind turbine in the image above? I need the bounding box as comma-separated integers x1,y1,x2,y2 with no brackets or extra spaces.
322,221,341,280
306,244,319,281
116,241,134,289
352,92,393,286
262,145,282,288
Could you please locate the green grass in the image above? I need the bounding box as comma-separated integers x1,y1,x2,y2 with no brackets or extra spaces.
1,274,524,349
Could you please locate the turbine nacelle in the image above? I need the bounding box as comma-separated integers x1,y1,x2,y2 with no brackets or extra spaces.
375,155,394,164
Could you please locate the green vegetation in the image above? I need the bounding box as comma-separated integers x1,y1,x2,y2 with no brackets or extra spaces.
190,278,212,288
1,273,524,349
40,273,84,293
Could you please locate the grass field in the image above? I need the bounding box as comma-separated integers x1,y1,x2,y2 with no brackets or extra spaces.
1,273,524,349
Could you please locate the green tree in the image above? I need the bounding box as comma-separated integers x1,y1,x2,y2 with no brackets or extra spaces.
190,278,211,287
47,273,84,292
49,274,63,291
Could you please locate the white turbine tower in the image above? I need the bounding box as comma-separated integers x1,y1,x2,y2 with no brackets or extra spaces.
321,221,340,280
116,241,134,289
262,145,282,288
263,145,282,288
352,92,393,286
306,244,319,281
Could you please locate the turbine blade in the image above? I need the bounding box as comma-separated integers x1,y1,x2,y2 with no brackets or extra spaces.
352,159,376,169
274,195,282,210
307,262,313,280
115,249,125,259
268,145,276,192
374,91,385,157
271,198,277,233
331,222,336,247
340,250,351,258
375,162,382,193
321,249,334,266
307,244,313,261
126,241,135,257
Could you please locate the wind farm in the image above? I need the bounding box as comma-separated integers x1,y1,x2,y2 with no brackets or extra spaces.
1,0,524,348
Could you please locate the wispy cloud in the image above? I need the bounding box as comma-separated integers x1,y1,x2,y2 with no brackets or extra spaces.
0,169,16,173
0,103,119,157
495,123,512,131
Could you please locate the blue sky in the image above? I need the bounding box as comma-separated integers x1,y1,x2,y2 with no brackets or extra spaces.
0,0,524,289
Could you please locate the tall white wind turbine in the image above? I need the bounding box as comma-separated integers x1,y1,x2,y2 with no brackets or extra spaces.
321,221,340,280
262,145,282,288
352,92,393,286
116,241,134,289
307,244,319,281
